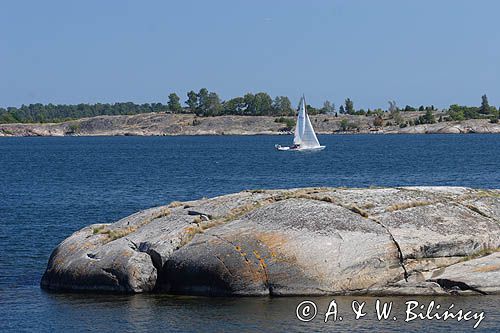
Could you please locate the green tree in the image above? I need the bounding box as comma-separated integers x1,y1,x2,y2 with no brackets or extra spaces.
306,104,319,115
448,106,465,121
254,92,273,115
272,96,293,116
340,118,349,131
185,90,198,112
345,98,354,114
167,93,182,113
339,105,345,114
490,107,500,123
243,93,255,115
195,89,222,116
479,94,491,114
0,111,17,123
204,92,223,116
245,92,272,115
423,109,436,124
415,110,436,124
196,88,209,114
222,97,246,115
448,104,480,120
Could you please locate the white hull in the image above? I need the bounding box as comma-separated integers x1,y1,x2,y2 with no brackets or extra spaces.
275,145,325,152
300,146,326,151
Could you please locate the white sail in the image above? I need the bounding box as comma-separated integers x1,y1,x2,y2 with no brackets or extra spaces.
300,112,321,148
293,97,306,145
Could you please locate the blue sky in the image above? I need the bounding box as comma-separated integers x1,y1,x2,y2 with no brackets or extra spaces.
1,0,499,109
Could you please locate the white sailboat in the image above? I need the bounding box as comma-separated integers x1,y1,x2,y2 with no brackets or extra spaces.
275,96,325,151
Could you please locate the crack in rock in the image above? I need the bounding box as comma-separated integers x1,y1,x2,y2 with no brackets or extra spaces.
101,268,120,286
86,253,100,260
428,278,487,295
187,210,213,220
459,203,493,219
138,242,163,272
212,253,235,279
367,216,409,281
126,238,138,251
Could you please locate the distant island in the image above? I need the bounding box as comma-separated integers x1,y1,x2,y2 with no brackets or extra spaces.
1,90,499,136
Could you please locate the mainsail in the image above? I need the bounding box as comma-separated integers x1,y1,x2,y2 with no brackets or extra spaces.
293,97,306,145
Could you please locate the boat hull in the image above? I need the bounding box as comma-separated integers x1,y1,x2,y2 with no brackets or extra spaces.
275,145,325,152
299,146,326,151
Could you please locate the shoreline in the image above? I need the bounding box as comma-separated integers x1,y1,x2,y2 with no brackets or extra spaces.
2,132,500,138
1,113,499,137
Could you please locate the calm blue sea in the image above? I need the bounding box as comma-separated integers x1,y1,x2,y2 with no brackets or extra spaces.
0,135,499,332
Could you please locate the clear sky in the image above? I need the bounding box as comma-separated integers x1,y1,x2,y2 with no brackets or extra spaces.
1,0,499,109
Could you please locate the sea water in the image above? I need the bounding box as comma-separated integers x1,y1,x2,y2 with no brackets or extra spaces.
0,134,499,332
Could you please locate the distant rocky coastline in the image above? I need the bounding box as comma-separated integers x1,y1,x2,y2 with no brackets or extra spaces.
41,186,500,296
1,113,499,137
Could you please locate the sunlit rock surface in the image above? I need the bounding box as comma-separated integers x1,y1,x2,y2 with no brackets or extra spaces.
41,187,500,296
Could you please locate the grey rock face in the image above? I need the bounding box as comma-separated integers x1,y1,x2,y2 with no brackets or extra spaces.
41,187,500,296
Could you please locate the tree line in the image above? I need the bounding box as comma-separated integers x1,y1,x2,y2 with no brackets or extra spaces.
0,89,498,124
0,102,169,124
0,89,332,123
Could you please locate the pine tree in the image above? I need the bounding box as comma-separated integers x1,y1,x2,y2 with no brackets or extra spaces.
345,98,354,114
479,94,491,114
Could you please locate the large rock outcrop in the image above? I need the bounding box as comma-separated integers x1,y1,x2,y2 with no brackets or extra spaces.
41,187,500,296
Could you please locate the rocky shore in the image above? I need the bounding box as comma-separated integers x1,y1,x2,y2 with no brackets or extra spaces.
41,187,500,296
1,113,499,136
